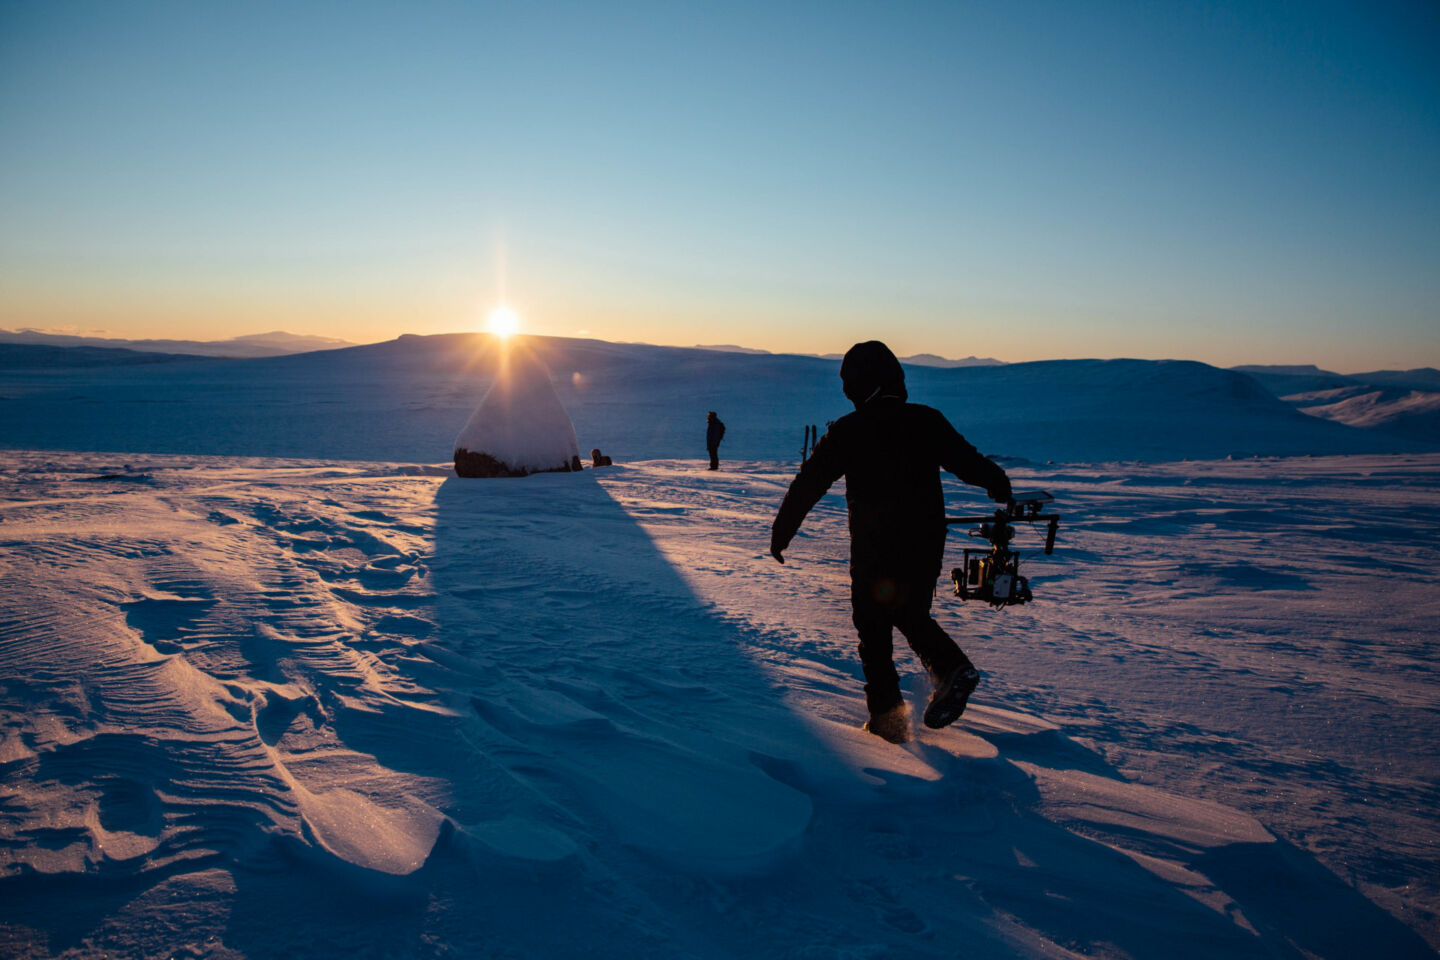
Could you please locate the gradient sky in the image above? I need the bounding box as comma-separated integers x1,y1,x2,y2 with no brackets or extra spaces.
2,0,1437,370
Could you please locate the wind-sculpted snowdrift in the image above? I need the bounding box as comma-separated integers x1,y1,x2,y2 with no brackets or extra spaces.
0,452,1435,958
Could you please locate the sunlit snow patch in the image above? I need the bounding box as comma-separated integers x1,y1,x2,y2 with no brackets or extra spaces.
453,343,583,477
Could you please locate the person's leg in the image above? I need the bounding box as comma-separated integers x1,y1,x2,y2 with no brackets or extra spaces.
889,578,981,728
708,446,719,470
851,577,903,716
891,579,973,682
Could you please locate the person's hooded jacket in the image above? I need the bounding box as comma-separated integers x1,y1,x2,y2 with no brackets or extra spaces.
771,341,1011,581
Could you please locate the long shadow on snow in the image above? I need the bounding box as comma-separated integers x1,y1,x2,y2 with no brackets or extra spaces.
423,469,821,874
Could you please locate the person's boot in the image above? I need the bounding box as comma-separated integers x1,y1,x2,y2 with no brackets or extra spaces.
862,703,911,744
923,666,979,729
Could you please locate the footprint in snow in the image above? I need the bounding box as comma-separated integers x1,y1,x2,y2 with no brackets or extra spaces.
851,877,930,936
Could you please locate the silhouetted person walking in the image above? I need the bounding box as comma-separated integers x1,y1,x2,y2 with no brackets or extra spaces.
769,341,1012,743
706,411,725,471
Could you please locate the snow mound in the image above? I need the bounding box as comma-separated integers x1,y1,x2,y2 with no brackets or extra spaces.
453,343,581,477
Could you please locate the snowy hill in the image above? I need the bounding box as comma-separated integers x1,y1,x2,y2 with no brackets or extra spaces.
0,328,354,358
692,345,1004,367
1283,386,1440,439
0,343,207,368
1349,367,1440,392
1234,363,1440,397
1231,363,1356,395
0,333,1431,464
692,343,776,355
1233,364,1440,443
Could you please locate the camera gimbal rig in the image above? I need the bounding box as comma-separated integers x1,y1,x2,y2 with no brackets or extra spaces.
946,491,1060,607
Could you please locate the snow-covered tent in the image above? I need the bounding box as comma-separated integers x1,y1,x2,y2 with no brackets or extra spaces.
453,343,582,477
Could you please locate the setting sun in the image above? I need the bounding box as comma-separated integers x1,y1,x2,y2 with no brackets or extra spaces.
488,305,520,337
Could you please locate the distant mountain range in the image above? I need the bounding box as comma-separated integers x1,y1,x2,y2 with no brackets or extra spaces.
895,352,1005,368
696,344,1003,367
0,329,354,358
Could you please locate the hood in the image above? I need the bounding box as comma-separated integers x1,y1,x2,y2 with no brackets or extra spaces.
840,340,908,408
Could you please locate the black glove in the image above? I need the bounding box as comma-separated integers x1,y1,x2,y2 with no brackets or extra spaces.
988,477,1013,504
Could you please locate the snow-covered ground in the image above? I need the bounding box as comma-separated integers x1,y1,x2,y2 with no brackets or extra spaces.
2,449,1436,958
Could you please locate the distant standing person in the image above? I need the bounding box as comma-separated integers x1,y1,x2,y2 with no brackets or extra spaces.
706,411,726,471
769,341,1012,744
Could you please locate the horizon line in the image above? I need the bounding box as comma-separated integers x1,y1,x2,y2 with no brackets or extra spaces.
3,326,1435,378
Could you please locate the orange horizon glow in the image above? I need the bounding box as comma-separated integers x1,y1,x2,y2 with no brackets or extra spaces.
2,305,1432,375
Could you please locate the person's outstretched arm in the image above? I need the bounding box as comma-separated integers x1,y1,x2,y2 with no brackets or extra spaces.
770,429,845,563
935,412,1012,503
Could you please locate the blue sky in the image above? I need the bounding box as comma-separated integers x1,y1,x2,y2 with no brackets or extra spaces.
1,0,1437,370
